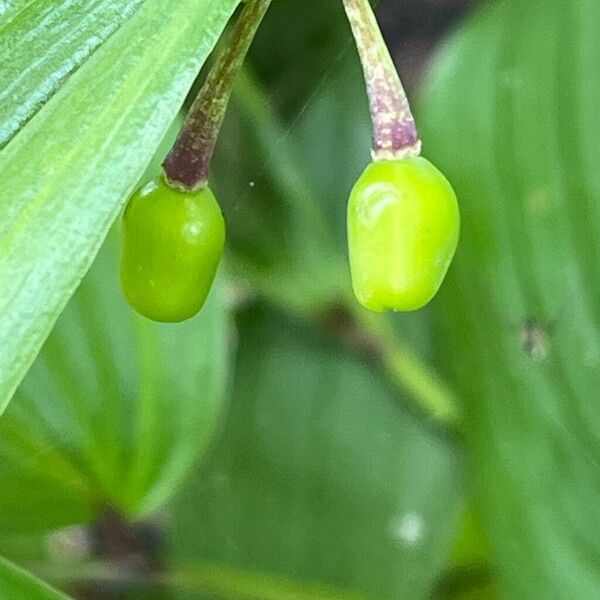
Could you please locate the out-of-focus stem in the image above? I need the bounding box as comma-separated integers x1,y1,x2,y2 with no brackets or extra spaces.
163,0,272,190
350,306,461,430
342,0,421,161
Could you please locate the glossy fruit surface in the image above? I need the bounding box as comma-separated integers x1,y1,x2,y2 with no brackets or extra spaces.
347,157,460,312
121,176,225,322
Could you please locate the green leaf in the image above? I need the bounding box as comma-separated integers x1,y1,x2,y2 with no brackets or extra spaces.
0,227,229,533
0,1,34,26
0,0,240,414
169,304,461,600
0,556,70,599
0,0,145,149
419,0,600,596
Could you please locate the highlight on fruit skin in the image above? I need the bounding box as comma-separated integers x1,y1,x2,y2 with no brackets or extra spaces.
120,176,225,323
347,156,460,313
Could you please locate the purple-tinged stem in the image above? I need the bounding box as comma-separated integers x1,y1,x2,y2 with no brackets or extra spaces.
163,0,271,191
342,0,421,161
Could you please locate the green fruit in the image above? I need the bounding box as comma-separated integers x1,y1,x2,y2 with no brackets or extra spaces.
347,157,460,312
120,176,225,323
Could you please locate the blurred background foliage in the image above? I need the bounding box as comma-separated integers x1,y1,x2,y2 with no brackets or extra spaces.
1,0,599,598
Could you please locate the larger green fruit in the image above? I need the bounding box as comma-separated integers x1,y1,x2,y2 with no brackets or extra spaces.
347,157,460,312
121,176,225,323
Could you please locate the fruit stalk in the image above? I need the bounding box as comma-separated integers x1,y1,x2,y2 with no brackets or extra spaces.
342,0,421,160
163,0,272,190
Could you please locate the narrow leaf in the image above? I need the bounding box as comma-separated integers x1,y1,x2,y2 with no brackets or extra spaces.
0,0,145,149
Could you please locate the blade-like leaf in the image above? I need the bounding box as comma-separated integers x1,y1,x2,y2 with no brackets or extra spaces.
0,0,240,414
0,556,70,599
0,1,34,26
169,305,461,600
419,0,600,596
0,0,145,149
0,226,229,533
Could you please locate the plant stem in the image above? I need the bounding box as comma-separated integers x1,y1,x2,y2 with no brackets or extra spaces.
349,305,461,430
163,0,272,190
342,0,421,161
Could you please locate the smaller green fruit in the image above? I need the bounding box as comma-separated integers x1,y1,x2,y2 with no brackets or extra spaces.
120,176,225,323
347,157,460,312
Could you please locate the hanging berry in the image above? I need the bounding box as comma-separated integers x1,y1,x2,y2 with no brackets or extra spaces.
121,0,272,322
121,178,225,323
342,0,460,313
